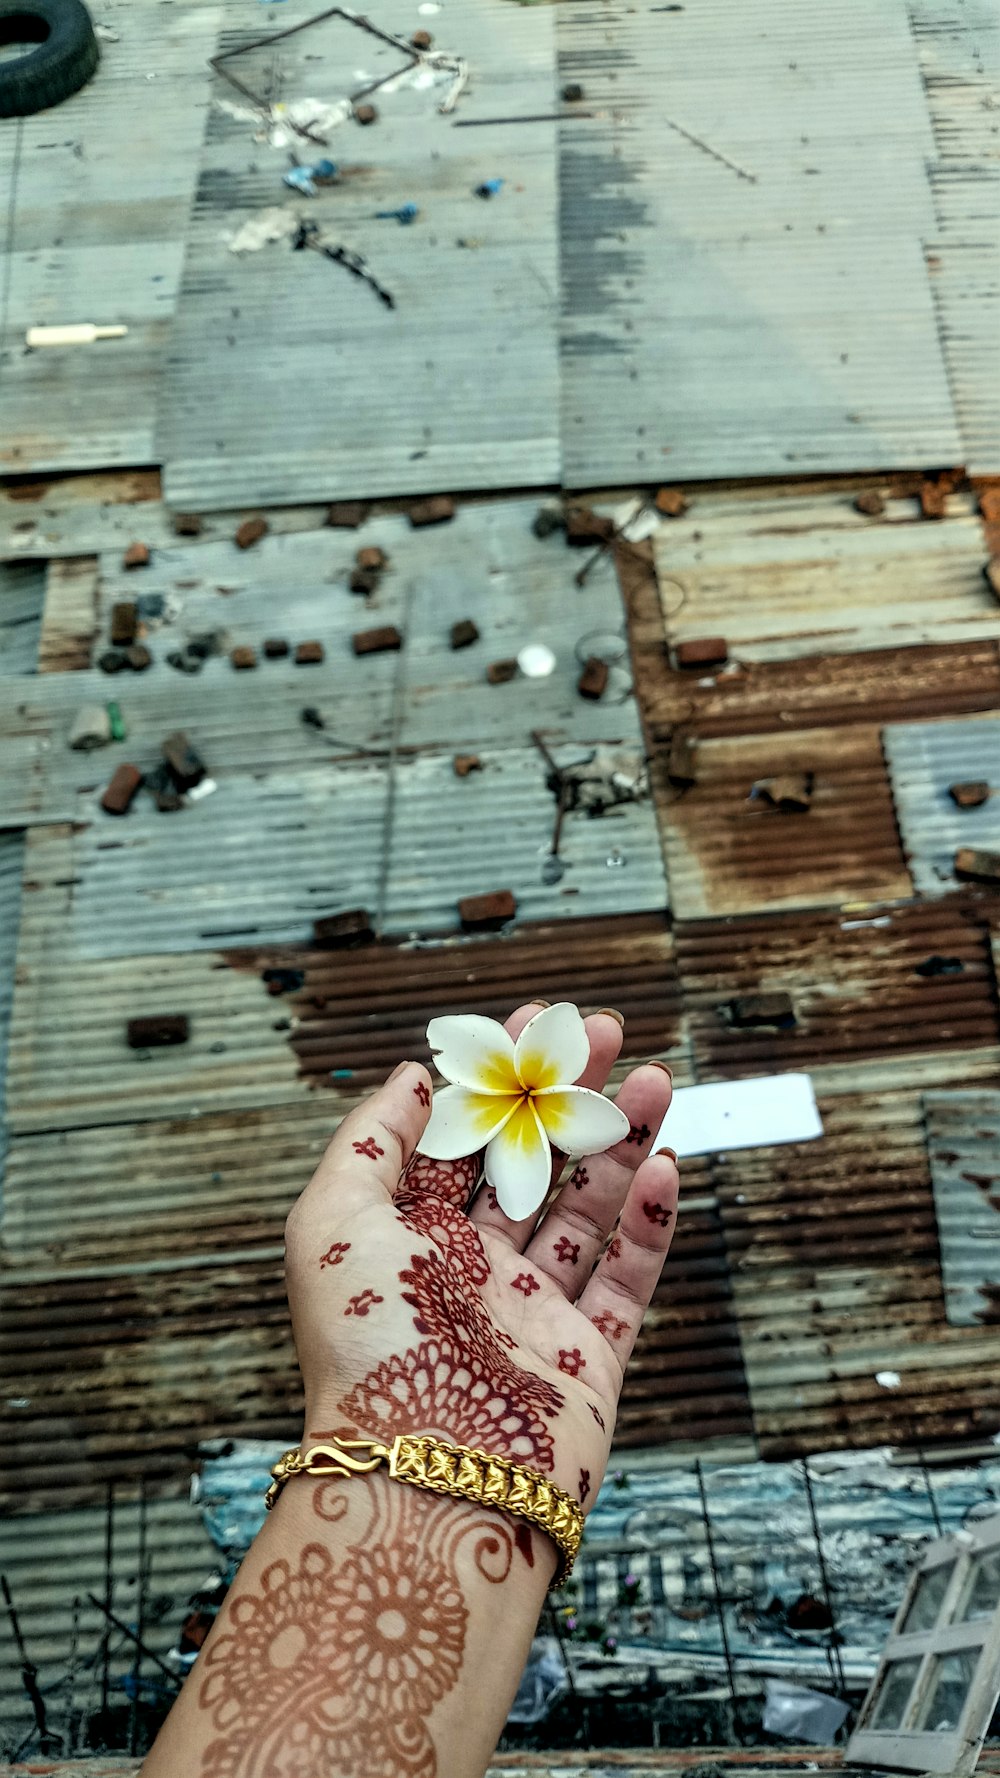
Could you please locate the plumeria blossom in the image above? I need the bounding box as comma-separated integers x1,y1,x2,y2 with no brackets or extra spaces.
416,1003,630,1220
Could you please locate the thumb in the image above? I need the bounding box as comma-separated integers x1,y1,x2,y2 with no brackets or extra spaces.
295,1060,435,1221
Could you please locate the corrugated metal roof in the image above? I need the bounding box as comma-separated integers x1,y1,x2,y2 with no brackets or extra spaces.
883,715,1000,894
160,0,560,508
0,561,45,674
0,0,222,474
660,724,912,921
652,489,995,665
717,1089,1000,1456
0,833,25,1192
678,899,1000,1096
925,1089,1000,1327
559,0,964,487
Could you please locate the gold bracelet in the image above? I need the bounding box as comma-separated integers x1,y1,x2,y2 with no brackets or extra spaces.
265,1433,584,1589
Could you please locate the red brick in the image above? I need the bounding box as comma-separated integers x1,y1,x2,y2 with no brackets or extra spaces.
235,514,268,549
356,545,387,572
263,637,289,658
122,541,150,570
459,890,517,931
295,640,325,665
313,909,374,948
410,495,455,528
110,600,137,645
854,489,885,516
578,656,609,700
172,512,204,536
955,847,1000,884
127,1013,190,1049
655,487,688,518
231,645,257,670
353,626,402,656
101,763,144,815
675,636,728,669
453,753,482,777
326,500,370,528
450,619,480,650
949,782,991,808
486,658,517,684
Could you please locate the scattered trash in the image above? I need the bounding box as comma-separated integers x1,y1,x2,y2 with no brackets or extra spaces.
284,157,337,196
125,643,152,672
295,640,325,664
955,846,1000,884
228,207,300,255
411,27,433,48
293,219,394,309
301,706,325,729
920,480,949,520
122,543,149,571
235,514,269,550
137,593,167,624
655,485,688,518
675,636,728,668
410,494,454,526
231,645,258,670
127,1014,190,1050
69,705,112,751
564,504,615,548
110,600,138,645
453,753,482,777
914,955,965,977
723,992,797,1030
487,658,518,684
606,848,626,867
611,495,661,542
146,763,184,813
854,489,885,516
459,889,517,931
533,732,649,820
326,500,370,528
450,619,480,650
541,855,564,884
375,202,419,224
98,648,128,675
476,177,504,198
562,82,585,102
752,772,814,813
264,637,290,658
107,701,126,742
577,656,608,701
875,1370,902,1389
101,763,144,816
356,545,387,573
187,777,218,803
532,501,564,539
94,23,121,40
949,780,990,807
353,624,402,655
762,1680,850,1746
163,731,206,792
263,968,305,996
354,101,378,125
350,565,381,595
26,323,127,348
456,236,484,248
313,909,374,948
518,642,556,678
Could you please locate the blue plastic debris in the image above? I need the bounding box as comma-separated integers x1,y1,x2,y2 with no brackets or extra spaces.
331,1067,354,1080
375,202,419,225
476,178,504,198
284,160,338,198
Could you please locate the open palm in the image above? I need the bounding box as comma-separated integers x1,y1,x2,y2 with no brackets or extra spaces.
284,1002,679,1526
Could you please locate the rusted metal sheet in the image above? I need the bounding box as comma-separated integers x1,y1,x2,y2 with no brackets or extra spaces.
717,1089,1000,1457
660,724,912,920
38,558,100,673
884,716,1000,894
653,488,994,664
925,1091,1000,1327
678,898,1000,1095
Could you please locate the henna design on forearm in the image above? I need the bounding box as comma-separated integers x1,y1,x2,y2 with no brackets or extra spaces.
319,1240,351,1271
578,1468,591,1504
198,1477,513,1777
589,1403,607,1432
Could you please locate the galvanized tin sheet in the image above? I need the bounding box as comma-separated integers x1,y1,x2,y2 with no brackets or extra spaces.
883,716,1000,894
559,0,963,486
653,490,995,665
660,724,912,921
160,1,560,508
925,1090,1000,1328
678,898,1000,1096
0,561,44,675
0,3,223,473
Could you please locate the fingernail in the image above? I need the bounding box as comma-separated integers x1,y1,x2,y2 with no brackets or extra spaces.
648,1060,673,1080
387,1060,411,1083
655,1146,678,1163
533,999,552,1009
596,1008,625,1027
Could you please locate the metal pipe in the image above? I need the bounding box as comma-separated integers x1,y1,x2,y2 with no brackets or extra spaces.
801,1461,847,1698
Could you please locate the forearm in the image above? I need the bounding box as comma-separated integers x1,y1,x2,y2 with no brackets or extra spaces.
141,1469,553,1778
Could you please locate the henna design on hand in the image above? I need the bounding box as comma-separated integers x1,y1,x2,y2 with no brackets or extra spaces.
579,1467,591,1504
591,1309,628,1341
553,1236,580,1266
353,1136,385,1161
606,1234,623,1261
396,1188,490,1286
511,1272,540,1298
414,1080,431,1108
569,1165,589,1190
557,1348,585,1377
589,1402,607,1432
199,1478,512,1777
345,1289,383,1317
398,1152,480,1212
319,1241,351,1271
642,1200,673,1227
625,1122,651,1146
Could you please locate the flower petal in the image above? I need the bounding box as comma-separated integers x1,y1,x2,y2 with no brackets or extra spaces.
485,1099,552,1220
513,1002,590,1091
417,1085,517,1161
534,1085,631,1155
426,1014,519,1094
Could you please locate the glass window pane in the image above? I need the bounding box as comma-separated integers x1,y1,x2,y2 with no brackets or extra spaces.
868,1658,922,1730
913,1649,981,1733
956,1549,1000,1623
900,1561,955,1634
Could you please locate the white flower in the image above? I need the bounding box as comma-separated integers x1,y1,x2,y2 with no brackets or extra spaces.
416,1003,630,1220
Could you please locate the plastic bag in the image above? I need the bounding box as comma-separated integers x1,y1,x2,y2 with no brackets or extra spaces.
763,1680,850,1745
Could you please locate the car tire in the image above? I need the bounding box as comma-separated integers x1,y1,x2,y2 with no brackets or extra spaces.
0,0,100,118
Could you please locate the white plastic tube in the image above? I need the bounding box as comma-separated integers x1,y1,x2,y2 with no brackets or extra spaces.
26,324,128,347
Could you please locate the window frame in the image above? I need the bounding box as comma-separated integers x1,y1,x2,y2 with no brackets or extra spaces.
848,1510,1000,1774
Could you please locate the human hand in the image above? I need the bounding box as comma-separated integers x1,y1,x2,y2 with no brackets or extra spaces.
283,1001,678,1529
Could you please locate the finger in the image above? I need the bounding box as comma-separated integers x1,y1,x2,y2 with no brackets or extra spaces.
576,1150,680,1371
295,1060,434,1223
470,1011,625,1253
522,1063,672,1298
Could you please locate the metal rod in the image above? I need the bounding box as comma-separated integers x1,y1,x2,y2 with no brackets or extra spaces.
918,1448,944,1537
544,1599,579,1704
65,1594,81,1755
1,1573,59,1755
85,1596,181,1688
454,112,595,127
801,1462,847,1698
693,1460,738,1711
128,1483,148,1755
99,1481,114,1726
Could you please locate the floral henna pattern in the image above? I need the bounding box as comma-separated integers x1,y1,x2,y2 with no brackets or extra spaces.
414,1080,431,1108
642,1200,673,1227
606,1234,623,1261
345,1289,383,1317
625,1123,651,1147
553,1236,580,1266
557,1348,585,1377
579,1468,591,1504
591,1309,628,1342
511,1272,540,1298
199,1478,512,1778
397,1152,480,1212
569,1165,589,1190
319,1240,351,1271
353,1136,385,1161
589,1403,607,1432
396,1189,490,1286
